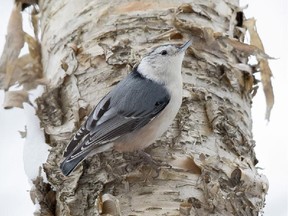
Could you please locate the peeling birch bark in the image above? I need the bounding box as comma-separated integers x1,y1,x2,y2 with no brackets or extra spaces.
35,0,268,215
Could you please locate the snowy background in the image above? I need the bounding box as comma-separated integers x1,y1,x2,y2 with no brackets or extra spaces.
0,0,287,215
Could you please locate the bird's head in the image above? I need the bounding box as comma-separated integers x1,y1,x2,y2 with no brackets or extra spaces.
137,40,191,84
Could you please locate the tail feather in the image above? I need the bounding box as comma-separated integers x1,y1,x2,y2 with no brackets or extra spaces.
63,126,89,157
61,126,116,176
60,151,90,176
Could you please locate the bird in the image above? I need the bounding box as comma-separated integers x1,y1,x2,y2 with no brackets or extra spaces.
60,40,192,176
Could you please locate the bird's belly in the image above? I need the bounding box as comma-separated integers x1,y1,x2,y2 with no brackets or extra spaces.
114,94,182,152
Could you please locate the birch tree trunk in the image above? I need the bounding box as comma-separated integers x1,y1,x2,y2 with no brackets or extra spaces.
34,0,268,215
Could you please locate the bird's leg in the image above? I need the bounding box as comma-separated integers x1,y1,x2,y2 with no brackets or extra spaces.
138,150,172,178
138,151,161,167
123,150,171,178
140,150,171,168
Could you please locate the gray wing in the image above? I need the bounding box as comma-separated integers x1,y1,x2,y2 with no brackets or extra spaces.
60,68,170,175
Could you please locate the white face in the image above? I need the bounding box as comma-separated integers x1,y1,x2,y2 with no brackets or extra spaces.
137,43,187,85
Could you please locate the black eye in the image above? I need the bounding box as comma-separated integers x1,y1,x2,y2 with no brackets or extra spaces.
160,50,167,55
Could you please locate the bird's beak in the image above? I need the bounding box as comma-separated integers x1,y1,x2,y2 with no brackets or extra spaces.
178,40,192,52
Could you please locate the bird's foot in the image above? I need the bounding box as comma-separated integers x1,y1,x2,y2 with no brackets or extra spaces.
123,150,171,178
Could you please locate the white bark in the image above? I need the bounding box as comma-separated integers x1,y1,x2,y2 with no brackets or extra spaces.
35,0,268,215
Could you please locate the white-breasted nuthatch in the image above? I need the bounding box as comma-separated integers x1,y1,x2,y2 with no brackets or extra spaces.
60,40,192,176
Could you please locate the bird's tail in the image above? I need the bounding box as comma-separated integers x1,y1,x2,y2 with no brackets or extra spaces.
60,150,90,176
60,134,115,176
